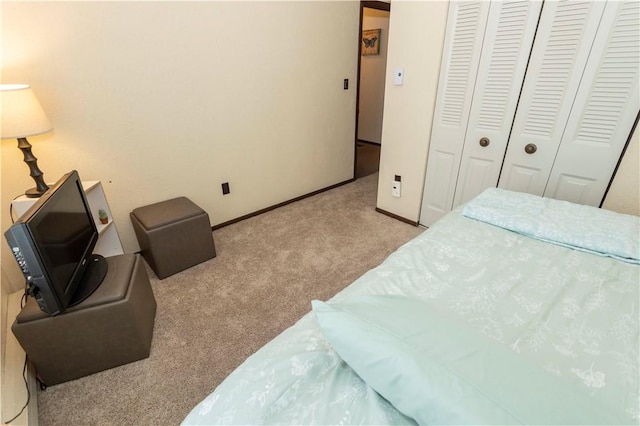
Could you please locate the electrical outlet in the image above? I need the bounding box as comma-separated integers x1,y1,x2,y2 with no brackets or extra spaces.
392,181,401,198
393,69,404,86
222,182,230,195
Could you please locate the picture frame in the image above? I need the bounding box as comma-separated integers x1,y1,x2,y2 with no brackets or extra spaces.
362,29,381,56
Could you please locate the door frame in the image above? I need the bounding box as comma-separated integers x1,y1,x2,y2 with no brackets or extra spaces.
354,1,391,179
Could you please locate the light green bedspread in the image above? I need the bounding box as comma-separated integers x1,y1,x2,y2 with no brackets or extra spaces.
183,204,639,425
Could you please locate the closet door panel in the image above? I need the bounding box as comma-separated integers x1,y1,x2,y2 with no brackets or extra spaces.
419,1,490,227
500,165,540,194
453,0,542,207
544,0,640,206
498,0,607,195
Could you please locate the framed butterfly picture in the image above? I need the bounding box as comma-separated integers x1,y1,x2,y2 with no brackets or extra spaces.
362,29,381,56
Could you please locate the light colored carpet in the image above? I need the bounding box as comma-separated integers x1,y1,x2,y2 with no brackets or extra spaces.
36,173,423,425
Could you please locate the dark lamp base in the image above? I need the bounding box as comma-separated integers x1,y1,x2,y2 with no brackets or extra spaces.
25,186,48,198
17,137,50,198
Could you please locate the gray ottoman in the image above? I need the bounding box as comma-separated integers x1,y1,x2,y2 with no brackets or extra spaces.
130,197,216,279
12,254,156,386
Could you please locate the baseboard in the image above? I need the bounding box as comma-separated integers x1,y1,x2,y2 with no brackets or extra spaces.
2,291,38,426
375,207,419,227
212,178,355,230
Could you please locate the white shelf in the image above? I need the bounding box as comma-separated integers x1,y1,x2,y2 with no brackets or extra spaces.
11,180,124,258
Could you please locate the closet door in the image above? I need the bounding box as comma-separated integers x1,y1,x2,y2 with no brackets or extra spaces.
452,0,542,207
420,0,540,226
544,0,640,206
498,0,607,195
419,1,490,227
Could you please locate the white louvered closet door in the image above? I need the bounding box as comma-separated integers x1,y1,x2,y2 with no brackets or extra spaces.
498,0,608,195
419,1,490,227
452,0,542,208
420,0,541,226
544,0,640,206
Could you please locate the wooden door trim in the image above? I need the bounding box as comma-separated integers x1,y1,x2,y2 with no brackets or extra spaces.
354,1,391,179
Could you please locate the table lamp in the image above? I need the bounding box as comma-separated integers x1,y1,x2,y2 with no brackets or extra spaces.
1,84,53,197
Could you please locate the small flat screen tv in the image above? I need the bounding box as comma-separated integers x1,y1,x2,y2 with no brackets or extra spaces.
4,170,107,316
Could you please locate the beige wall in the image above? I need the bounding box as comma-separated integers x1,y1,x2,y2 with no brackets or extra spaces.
0,253,6,424
376,1,449,220
378,1,639,223
1,1,360,292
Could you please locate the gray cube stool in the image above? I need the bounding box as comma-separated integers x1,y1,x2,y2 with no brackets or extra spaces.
130,197,216,279
12,254,156,386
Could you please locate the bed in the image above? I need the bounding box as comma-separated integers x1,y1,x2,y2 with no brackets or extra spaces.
183,188,639,425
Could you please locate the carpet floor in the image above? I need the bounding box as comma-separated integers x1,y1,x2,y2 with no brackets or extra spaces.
36,172,423,425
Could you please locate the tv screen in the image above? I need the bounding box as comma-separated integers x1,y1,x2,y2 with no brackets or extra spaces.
5,170,106,316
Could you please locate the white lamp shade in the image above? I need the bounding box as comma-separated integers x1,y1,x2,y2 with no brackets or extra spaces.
0,84,53,139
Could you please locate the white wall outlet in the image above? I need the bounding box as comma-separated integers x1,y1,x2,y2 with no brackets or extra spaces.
393,68,404,86
392,181,401,198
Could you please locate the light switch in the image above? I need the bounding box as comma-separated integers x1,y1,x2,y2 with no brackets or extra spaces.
393,68,404,86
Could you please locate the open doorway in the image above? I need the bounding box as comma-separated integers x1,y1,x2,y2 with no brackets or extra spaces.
355,1,390,179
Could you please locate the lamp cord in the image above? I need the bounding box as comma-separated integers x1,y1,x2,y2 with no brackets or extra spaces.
2,292,31,424
2,356,30,424
9,193,26,224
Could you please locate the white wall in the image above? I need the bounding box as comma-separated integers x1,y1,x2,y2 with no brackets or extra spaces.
378,1,639,223
358,7,389,144
1,1,360,293
377,1,449,220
